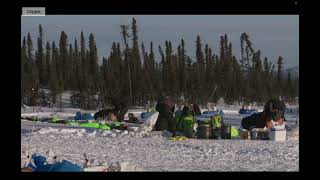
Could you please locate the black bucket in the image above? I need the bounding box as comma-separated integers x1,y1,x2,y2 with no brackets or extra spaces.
221,124,231,139
212,127,221,139
197,125,212,139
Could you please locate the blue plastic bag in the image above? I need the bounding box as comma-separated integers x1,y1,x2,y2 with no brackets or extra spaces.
32,153,46,167
31,153,83,172
51,160,83,172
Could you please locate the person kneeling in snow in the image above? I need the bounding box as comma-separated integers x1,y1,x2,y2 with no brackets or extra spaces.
174,105,196,138
241,98,286,130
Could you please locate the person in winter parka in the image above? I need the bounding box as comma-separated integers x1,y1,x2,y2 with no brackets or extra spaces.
241,98,286,130
175,105,196,138
155,95,175,132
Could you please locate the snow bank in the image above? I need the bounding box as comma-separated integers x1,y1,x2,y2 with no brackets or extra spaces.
21,104,299,171
21,128,299,171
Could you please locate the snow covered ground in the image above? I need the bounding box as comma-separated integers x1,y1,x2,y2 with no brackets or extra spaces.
21,105,299,172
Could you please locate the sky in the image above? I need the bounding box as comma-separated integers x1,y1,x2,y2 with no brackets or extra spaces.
21,15,299,69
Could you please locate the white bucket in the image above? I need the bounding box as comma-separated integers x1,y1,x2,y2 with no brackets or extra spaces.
269,129,286,141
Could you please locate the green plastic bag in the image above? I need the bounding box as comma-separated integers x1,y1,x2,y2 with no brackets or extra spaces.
80,122,100,129
52,116,60,122
99,124,111,130
231,127,240,138
48,116,60,123
112,121,121,127
68,122,80,126
211,115,222,128
109,121,122,129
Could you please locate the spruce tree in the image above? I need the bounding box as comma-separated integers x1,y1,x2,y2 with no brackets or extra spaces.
116,42,124,97
165,41,176,96
177,44,182,95
73,38,80,91
141,42,148,97
45,42,51,87
26,33,40,105
131,18,142,105
149,42,156,99
149,42,155,73
172,53,179,96
177,39,187,97
120,24,131,103
108,42,122,96
253,50,264,103
208,48,216,101
27,33,33,63
204,44,210,86
37,24,46,86
286,72,293,99
88,33,99,93
219,35,233,104
263,57,272,101
263,57,269,76
159,45,166,93
21,37,28,103
68,43,74,89
26,32,35,103
58,31,68,90
30,60,40,105
196,36,206,104
294,77,299,98
185,56,194,101
277,56,284,96
141,41,155,100
49,41,59,105
231,56,241,103
80,31,87,91
220,35,226,63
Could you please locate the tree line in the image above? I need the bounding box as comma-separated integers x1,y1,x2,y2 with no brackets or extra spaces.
21,18,299,109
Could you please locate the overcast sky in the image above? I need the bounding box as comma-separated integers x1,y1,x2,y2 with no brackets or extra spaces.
21,15,299,68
